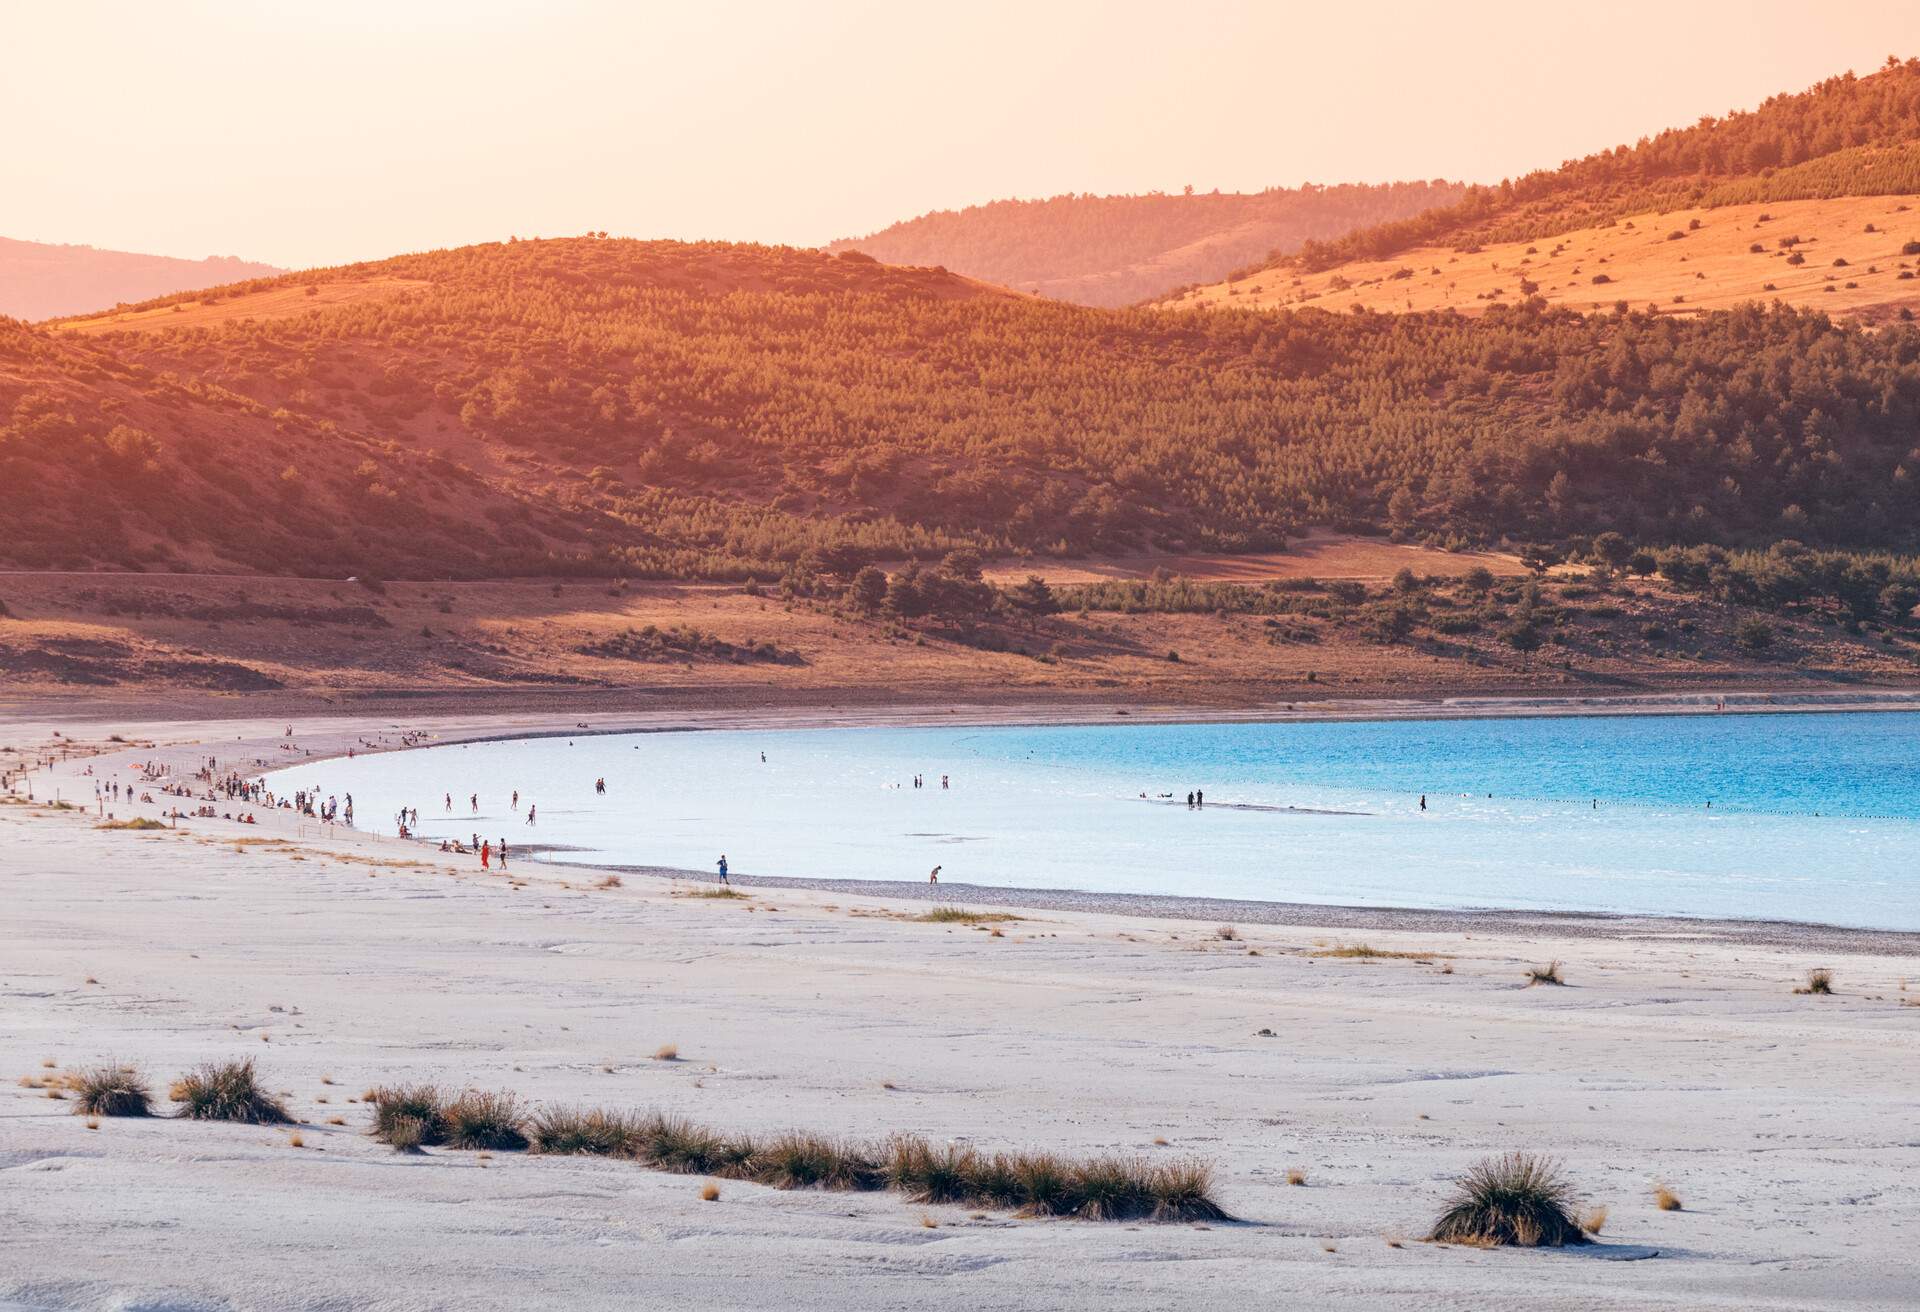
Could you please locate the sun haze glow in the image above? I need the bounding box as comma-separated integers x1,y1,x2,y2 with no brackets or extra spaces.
8,0,1920,268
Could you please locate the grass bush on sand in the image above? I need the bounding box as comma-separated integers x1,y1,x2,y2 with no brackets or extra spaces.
1795,968,1835,995
883,1135,1228,1220
71,1063,152,1117
172,1059,292,1124
1428,1153,1589,1247
528,1106,642,1156
442,1090,529,1150
918,906,1021,924
97,818,168,831
141,1054,1228,1222
752,1131,884,1191
520,1110,1228,1220
369,1084,448,1145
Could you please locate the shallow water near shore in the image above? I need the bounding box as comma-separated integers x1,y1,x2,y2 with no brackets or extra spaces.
269,710,1920,930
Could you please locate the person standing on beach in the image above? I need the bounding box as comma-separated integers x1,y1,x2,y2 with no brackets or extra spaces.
716,854,729,886
1195,789,1204,808
1420,794,1427,812
445,792,452,813
526,803,536,825
481,840,491,870
929,865,940,884
1186,791,1194,809
498,839,508,870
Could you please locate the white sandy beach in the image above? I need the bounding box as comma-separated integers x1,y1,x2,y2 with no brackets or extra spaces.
3,710,1919,1310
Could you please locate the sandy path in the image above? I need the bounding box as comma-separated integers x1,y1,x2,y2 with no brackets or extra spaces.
1,713,1918,1309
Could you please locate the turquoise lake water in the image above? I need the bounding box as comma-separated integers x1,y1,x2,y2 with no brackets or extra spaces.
267,711,1920,930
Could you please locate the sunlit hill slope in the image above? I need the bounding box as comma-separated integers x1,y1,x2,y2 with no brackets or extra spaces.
1176,59,1920,319
6,233,1920,580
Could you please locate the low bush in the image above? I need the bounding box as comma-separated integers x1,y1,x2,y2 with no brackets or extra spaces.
1428,1153,1589,1247
172,1059,292,1124
528,1106,640,1156
752,1131,882,1191
72,1063,152,1117
369,1084,448,1145
1794,967,1835,995
443,1089,528,1150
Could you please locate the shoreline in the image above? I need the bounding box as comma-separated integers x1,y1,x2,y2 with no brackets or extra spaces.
18,698,1906,947
9,683,1920,737
580,865,1920,956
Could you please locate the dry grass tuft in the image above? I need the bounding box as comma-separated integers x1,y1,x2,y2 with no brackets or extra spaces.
325,1116,346,1126
1525,961,1566,986
1428,1153,1588,1247
633,1114,733,1174
288,1132,305,1148
1215,924,1239,941
752,1131,883,1191
1312,943,1435,961
368,1084,447,1146
528,1106,640,1157
71,1063,152,1117
1285,1168,1307,1186
443,1089,529,1151
920,1213,939,1228
172,1059,293,1124
887,1136,982,1204
653,1044,679,1062
1653,1183,1683,1211
918,905,1020,924
1794,968,1835,995
1581,1205,1609,1235
386,1115,427,1153
1143,1159,1230,1223
700,1182,720,1202
595,875,623,889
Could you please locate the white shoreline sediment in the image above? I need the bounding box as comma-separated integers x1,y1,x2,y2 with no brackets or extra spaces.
4,703,1920,1309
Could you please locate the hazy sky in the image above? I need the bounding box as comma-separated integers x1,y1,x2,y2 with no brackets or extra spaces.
9,0,1920,269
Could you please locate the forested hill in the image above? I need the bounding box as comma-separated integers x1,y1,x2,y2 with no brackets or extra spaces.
6,237,1920,579
827,182,1463,306
1250,57,1920,275
0,236,282,321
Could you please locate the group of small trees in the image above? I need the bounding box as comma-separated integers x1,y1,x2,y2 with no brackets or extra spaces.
838,552,1057,627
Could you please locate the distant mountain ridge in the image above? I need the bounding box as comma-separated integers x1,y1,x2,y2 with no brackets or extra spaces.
827,182,1464,306
0,236,283,321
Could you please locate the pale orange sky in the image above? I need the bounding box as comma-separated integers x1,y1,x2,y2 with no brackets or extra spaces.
8,0,1920,269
